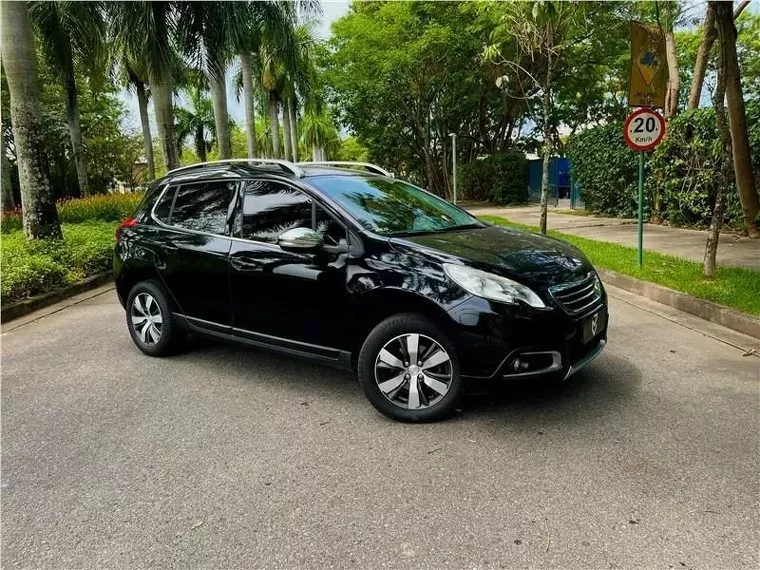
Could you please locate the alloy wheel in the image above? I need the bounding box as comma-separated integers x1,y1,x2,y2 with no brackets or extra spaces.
131,292,163,346
374,333,452,410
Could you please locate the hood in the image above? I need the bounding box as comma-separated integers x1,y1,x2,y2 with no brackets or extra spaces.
390,224,592,289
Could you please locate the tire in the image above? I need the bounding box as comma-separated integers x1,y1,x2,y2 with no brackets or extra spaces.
358,313,463,422
126,279,184,357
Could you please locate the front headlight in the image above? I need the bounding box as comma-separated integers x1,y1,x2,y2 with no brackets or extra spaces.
443,263,546,308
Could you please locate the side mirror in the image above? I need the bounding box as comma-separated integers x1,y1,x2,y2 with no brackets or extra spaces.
277,227,324,252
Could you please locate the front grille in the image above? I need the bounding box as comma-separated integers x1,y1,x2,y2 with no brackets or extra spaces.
549,272,603,316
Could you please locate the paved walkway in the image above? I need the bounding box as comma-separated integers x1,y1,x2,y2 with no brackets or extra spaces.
467,205,760,270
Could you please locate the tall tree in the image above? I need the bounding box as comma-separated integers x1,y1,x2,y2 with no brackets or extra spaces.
687,0,751,110
712,1,759,238
0,0,62,238
237,1,300,160
704,5,732,278
174,84,215,162
130,68,156,180
112,52,156,180
1,113,16,214
493,1,583,234
240,52,258,158
178,2,264,160
111,1,180,172
658,2,681,119
30,1,105,196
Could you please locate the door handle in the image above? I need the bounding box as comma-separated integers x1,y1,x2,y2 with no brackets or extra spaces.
230,255,260,271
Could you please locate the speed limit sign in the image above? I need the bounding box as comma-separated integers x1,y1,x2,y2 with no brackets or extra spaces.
624,108,665,151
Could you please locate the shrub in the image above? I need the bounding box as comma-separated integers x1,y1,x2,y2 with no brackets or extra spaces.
1,222,116,303
459,151,528,205
1,192,143,234
567,101,760,227
566,122,639,218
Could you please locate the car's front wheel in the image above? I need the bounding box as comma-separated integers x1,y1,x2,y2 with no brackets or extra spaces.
126,280,184,357
358,314,463,422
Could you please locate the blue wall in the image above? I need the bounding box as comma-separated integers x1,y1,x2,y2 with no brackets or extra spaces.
527,157,572,202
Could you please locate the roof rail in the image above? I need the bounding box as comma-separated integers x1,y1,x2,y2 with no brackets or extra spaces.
166,158,304,177
297,161,393,177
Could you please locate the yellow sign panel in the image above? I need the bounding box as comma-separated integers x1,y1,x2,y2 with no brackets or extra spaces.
628,22,668,108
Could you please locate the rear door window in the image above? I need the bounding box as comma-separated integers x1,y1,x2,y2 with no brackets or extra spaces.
153,185,177,223
169,181,237,235
234,180,312,243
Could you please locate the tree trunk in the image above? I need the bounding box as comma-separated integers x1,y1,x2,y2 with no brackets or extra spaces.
0,0,61,239
135,80,155,180
704,9,731,278
314,146,324,161
1,125,16,214
688,4,716,111
209,70,231,159
240,52,257,158
268,92,281,159
282,98,293,162
62,48,89,196
539,32,553,236
689,1,751,112
289,98,298,162
713,2,759,238
664,30,680,118
195,126,207,163
150,72,179,172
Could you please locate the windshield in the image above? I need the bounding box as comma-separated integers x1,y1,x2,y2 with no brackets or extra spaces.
308,176,480,236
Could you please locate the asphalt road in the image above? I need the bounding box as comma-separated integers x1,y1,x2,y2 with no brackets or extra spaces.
2,287,758,570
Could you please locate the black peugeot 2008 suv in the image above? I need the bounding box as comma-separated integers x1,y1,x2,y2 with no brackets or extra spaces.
114,159,608,422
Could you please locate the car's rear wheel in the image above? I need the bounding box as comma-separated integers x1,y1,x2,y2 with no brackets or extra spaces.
358,314,463,422
126,280,184,356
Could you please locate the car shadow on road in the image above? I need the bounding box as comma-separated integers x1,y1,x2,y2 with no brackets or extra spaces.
455,352,643,425
183,337,642,426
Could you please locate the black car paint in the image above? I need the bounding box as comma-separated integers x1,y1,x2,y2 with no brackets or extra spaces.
115,164,607,380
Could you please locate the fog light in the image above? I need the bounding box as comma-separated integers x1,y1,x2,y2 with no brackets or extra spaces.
511,358,530,372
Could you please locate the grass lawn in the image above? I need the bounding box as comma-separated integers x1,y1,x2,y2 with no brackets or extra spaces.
1,222,116,304
480,215,760,317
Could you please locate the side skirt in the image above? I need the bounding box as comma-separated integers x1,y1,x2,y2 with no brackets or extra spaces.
174,313,354,370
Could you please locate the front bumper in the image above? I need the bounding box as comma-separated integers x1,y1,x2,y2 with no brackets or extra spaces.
443,295,608,381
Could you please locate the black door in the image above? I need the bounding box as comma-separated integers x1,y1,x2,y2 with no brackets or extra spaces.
229,179,351,351
154,180,237,329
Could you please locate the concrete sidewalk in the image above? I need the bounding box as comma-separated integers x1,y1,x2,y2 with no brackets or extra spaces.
467,204,760,270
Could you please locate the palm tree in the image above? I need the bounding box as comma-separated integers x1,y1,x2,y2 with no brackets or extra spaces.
30,1,106,196
237,1,297,159
113,52,155,180
282,24,319,162
110,1,180,172
177,2,256,160
174,85,215,162
0,0,62,238
301,108,339,161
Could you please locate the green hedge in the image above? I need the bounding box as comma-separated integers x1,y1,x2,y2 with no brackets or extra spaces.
1,192,143,234
1,222,116,303
567,102,760,227
459,151,528,205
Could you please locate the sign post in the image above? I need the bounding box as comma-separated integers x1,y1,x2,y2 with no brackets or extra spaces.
623,108,666,267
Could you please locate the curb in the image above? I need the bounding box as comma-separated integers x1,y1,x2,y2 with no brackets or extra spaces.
597,268,760,340
1,272,114,323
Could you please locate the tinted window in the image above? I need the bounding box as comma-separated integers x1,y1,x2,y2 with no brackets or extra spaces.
153,185,176,222
315,204,346,246
170,181,236,234
309,176,479,236
235,180,312,243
